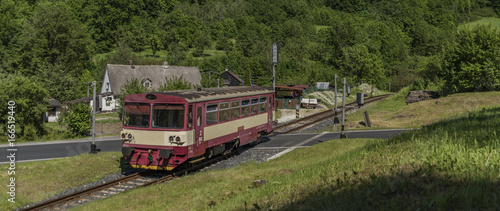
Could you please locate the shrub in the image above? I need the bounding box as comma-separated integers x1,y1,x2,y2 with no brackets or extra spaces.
66,103,91,136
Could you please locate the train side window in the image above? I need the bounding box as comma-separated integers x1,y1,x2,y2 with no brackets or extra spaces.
231,100,240,119
260,97,267,113
197,106,202,127
241,99,250,117
251,98,259,115
206,103,218,125
219,102,230,122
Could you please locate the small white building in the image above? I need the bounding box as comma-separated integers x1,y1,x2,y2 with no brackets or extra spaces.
44,99,61,122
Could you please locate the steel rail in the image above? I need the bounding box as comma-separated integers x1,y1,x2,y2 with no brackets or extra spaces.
19,170,152,211
20,149,242,211
276,94,391,134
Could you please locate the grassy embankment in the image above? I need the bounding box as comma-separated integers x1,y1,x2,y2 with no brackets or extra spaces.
0,152,130,210
75,102,500,210
462,17,500,29
343,88,500,130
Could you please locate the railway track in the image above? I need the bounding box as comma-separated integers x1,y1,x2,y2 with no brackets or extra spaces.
274,94,391,134
20,150,241,211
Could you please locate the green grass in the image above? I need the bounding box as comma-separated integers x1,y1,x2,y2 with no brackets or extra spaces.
0,152,131,210
344,88,500,130
461,17,500,30
76,106,500,210
315,25,330,32
96,112,121,123
69,105,500,210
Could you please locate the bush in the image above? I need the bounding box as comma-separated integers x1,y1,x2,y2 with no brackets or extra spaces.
66,103,91,136
22,124,38,141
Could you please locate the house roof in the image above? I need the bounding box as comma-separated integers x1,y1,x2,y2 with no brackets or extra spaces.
290,85,309,89
107,64,202,96
275,85,304,91
48,99,61,107
66,96,93,105
221,70,244,83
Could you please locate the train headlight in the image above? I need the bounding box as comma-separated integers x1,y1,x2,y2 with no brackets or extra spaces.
176,136,181,142
121,133,126,138
169,136,174,141
128,134,132,139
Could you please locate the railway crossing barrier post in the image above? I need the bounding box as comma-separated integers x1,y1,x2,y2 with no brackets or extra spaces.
296,104,300,119
363,111,371,127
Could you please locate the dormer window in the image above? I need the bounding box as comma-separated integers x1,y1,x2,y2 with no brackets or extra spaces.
141,78,152,89
106,82,109,91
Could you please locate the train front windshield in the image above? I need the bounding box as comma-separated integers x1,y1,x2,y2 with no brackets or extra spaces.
124,103,151,127
152,104,185,129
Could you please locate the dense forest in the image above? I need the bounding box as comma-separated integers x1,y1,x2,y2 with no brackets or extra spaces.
1,0,500,136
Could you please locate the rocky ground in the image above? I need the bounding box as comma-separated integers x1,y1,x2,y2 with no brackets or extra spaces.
199,147,285,172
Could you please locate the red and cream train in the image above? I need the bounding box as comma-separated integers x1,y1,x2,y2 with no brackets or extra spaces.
121,86,275,170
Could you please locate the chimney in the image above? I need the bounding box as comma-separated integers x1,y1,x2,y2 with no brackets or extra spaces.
225,66,228,72
163,61,169,69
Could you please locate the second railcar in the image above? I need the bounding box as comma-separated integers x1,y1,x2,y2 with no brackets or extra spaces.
121,86,275,170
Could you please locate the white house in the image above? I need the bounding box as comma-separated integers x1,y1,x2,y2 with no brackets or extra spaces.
99,62,202,112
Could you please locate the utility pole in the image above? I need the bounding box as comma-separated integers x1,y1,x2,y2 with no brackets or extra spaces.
334,74,338,111
273,64,276,90
333,74,339,131
272,43,278,91
91,81,97,154
340,78,347,138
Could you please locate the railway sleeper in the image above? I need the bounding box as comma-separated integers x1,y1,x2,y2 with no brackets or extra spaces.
108,187,126,192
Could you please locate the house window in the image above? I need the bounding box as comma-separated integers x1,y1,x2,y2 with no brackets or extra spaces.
48,108,57,117
141,78,152,89
106,97,112,106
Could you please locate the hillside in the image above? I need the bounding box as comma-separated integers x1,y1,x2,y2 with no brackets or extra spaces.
462,17,500,29
345,90,500,129
2,0,500,141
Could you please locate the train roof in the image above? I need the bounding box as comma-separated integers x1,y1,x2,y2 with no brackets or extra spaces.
149,86,274,103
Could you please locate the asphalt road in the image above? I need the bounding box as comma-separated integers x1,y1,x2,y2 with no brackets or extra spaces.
0,129,407,164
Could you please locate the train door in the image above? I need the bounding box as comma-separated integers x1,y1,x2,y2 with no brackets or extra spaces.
194,105,205,157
